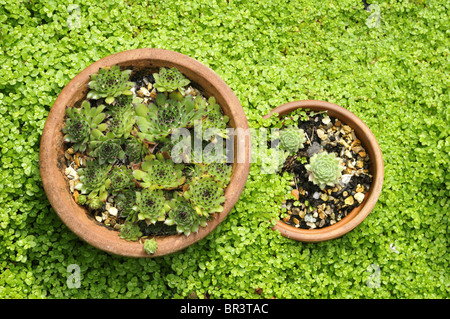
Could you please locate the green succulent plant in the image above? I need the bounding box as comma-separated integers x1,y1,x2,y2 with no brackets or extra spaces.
75,160,112,201
87,65,135,104
165,197,207,236
135,94,176,142
115,187,138,219
62,116,90,149
175,95,207,129
184,177,226,217
304,151,344,189
133,189,170,224
107,106,135,139
89,138,125,165
133,154,186,190
77,194,87,205
163,129,193,164
135,93,206,143
108,166,134,194
143,238,158,255
192,145,229,165
279,126,306,154
63,101,108,152
107,94,134,115
153,67,190,93
196,96,229,141
119,221,142,241
124,137,146,163
191,162,232,185
86,196,103,211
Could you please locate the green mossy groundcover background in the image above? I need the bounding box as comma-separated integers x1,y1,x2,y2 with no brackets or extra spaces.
0,0,448,298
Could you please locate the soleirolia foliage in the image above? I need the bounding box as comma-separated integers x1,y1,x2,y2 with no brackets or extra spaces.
0,0,448,299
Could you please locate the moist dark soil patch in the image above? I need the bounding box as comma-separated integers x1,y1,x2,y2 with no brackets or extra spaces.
278,112,373,230
140,221,178,236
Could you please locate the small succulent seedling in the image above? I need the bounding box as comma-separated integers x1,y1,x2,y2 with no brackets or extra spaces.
162,129,193,164
77,194,87,205
87,65,135,104
86,196,103,211
153,67,190,93
279,126,306,154
135,94,176,142
184,177,226,217
133,189,170,224
62,116,90,151
165,196,207,236
63,101,108,152
143,238,158,255
178,95,207,129
133,154,186,190
305,151,344,189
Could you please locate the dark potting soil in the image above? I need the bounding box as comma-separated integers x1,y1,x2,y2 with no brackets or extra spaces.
140,221,178,236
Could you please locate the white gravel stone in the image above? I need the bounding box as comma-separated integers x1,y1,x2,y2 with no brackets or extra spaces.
108,206,118,216
65,166,78,180
304,214,316,223
322,116,331,125
339,174,353,186
306,222,316,229
354,192,365,204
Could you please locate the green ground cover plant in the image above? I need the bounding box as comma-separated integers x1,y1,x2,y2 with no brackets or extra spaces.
0,0,448,298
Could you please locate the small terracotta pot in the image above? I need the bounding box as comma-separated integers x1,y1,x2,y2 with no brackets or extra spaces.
263,100,383,242
39,48,251,257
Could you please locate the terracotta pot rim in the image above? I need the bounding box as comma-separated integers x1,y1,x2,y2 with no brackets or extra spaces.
39,48,250,257
263,100,384,242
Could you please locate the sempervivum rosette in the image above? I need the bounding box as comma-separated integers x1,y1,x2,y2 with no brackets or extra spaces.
75,160,112,205
87,65,134,104
152,67,190,93
132,154,186,190
184,177,226,217
305,151,344,189
134,189,170,224
63,101,108,152
165,199,207,236
279,126,306,154
90,139,125,165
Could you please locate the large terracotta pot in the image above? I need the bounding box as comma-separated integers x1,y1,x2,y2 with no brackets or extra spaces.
263,100,383,242
39,48,251,257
